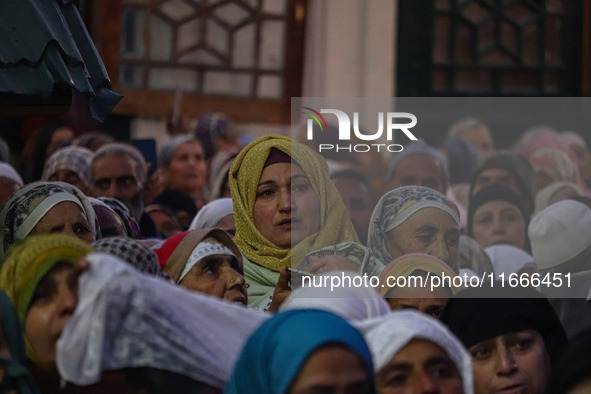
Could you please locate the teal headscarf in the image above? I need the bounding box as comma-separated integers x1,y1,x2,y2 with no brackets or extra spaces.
0,290,39,393
225,309,374,394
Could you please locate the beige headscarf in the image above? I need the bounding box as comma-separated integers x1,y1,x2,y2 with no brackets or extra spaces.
229,135,358,271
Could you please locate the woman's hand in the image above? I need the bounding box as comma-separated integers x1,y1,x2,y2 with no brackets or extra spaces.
268,268,291,312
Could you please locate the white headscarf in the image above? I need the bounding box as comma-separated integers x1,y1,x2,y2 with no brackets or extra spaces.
0,162,23,186
189,198,233,230
485,244,536,279
279,271,390,322
56,252,268,389
357,310,474,394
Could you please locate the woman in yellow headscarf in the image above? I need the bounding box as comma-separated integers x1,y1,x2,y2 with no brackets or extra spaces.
0,234,94,390
230,135,377,310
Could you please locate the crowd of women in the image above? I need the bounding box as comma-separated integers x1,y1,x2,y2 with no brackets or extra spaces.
0,116,590,393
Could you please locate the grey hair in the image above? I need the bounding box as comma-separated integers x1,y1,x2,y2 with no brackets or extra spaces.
91,142,147,183
158,135,201,168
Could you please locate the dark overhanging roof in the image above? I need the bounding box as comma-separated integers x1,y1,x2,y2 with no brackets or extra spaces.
0,0,122,121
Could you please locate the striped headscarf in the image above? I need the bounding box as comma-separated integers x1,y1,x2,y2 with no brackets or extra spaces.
0,182,100,260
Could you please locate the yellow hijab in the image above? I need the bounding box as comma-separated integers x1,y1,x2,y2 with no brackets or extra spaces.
229,135,358,271
0,234,94,324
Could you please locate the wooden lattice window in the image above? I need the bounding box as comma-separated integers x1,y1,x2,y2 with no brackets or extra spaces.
397,0,584,96
95,0,306,123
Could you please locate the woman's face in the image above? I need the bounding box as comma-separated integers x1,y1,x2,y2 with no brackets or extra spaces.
31,201,95,243
215,214,236,237
48,169,89,195
376,339,463,394
253,163,321,248
179,254,247,305
288,346,372,394
25,263,77,371
469,330,550,394
163,142,207,195
385,208,460,270
472,201,526,249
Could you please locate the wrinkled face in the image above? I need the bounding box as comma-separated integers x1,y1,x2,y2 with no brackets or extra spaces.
472,200,526,250
473,168,521,197
469,330,550,394
388,155,447,194
179,254,247,305
91,155,143,220
463,127,494,158
377,339,463,394
385,208,460,270
25,263,77,371
332,177,373,243
31,201,95,243
288,346,372,394
386,283,452,319
48,169,88,195
162,141,207,195
253,163,321,248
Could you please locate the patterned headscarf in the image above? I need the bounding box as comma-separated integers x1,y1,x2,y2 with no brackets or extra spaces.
0,182,100,260
92,237,164,277
229,135,358,271
225,309,375,394
98,197,141,239
0,234,94,324
41,146,94,186
367,186,460,266
154,229,242,283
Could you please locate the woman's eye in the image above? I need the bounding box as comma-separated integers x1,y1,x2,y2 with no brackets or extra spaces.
75,224,90,234
291,183,309,192
385,374,408,387
257,189,275,198
512,339,532,350
416,234,432,243
471,347,492,359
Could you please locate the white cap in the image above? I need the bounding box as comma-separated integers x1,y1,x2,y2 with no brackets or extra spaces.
528,200,591,269
0,162,23,186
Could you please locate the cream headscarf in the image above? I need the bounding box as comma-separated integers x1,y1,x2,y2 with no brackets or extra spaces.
229,135,358,271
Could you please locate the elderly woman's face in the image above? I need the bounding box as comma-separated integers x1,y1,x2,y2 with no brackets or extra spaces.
288,346,372,394
163,141,207,195
385,208,460,270
472,201,526,250
253,163,321,248
376,339,463,394
469,330,550,394
179,254,247,305
31,202,95,243
48,169,89,195
25,263,77,371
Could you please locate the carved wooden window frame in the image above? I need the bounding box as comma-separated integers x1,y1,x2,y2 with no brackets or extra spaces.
93,0,306,124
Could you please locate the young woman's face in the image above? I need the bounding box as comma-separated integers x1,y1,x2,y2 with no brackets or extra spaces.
472,201,526,250
469,330,550,394
32,201,95,243
376,339,463,394
288,346,372,394
24,263,77,371
163,142,207,195
253,163,320,248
